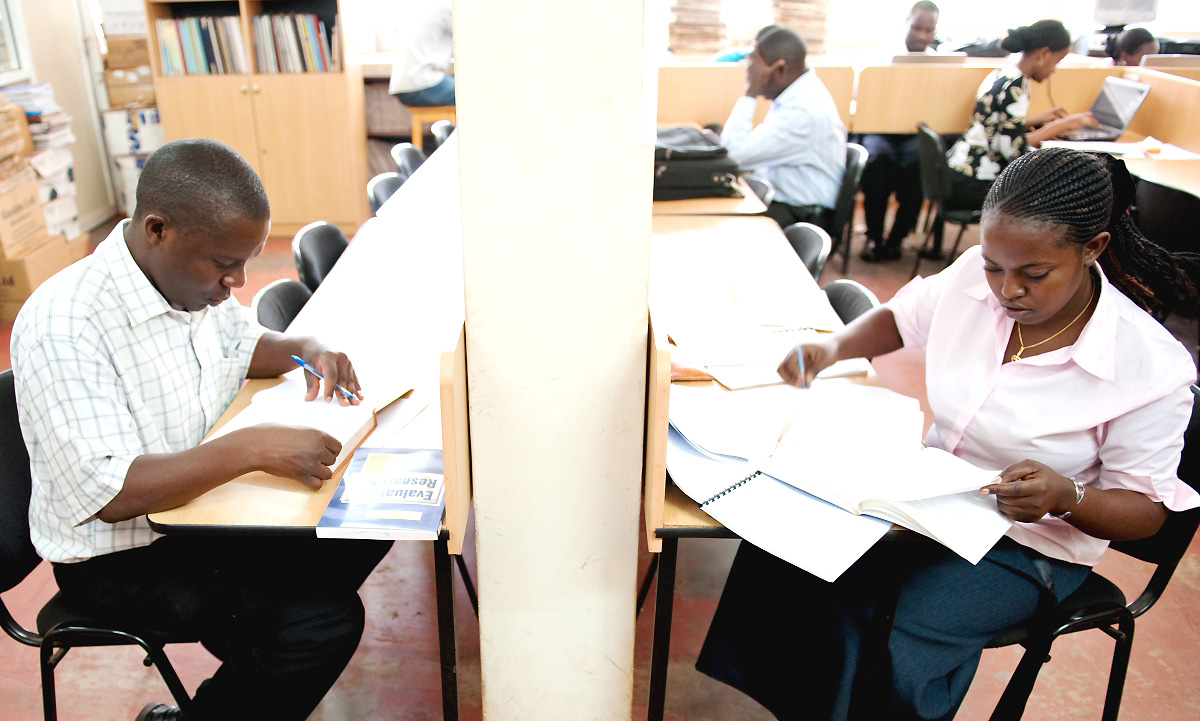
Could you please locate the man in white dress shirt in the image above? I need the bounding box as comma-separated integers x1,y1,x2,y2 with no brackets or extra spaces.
390,0,455,106
721,26,847,231
11,139,390,721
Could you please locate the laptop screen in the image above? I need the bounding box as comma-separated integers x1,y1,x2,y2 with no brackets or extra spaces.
1089,78,1151,131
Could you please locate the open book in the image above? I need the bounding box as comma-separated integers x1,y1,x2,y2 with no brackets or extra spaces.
317,448,445,540
206,368,411,471
760,411,1012,564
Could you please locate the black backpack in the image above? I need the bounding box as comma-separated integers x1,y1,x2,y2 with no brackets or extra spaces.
653,127,741,201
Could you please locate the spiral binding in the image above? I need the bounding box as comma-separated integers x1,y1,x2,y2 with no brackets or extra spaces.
700,471,763,507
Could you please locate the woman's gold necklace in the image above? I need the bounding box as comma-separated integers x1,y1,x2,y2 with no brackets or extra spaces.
1011,281,1096,363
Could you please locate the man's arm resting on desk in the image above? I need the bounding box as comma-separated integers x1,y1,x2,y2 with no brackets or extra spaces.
97,425,341,522
249,331,362,405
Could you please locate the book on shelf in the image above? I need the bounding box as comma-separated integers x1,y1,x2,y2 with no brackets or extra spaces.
316,448,445,540
252,13,336,74
156,16,249,76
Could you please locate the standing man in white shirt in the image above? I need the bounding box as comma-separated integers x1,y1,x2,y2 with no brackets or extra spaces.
390,0,455,107
721,26,846,231
11,139,391,721
859,1,941,263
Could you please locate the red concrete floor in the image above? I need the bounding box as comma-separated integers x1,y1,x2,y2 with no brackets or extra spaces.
2,215,1199,720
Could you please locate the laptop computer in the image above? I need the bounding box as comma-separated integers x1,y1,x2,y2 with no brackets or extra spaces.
1060,77,1151,141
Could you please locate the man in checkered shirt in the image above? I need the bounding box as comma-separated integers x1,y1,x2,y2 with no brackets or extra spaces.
11,139,391,721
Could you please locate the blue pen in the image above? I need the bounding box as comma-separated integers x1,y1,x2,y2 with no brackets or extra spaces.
798,351,807,389
290,355,357,401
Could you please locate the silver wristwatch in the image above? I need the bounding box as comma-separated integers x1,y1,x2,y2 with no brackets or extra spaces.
1051,477,1085,519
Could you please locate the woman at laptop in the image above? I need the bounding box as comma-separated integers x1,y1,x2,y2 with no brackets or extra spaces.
933,21,1097,257
697,147,1199,720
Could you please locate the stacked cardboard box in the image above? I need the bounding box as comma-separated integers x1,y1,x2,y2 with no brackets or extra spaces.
104,107,163,217
103,36,155,108
0,94,90,323
1,84,81,241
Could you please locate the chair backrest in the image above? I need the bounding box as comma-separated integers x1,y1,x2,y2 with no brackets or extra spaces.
827,143,868,244
783,222,832,281
391,142,427,182
915,122,949,205
745,176,775,206
1134,179,1200,255
823,279,880,325
367,172,404,216
0,369,40,596
431,120,455,150
292,221,348,292
252,279,313,332
1109,385,1200,616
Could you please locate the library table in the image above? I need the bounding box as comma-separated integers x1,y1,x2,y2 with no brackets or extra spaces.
644,213,869,720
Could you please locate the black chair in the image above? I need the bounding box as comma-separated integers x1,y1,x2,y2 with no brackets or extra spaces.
292,221,348,292
911,122,983,278
431,120,455,150
390,142,427,183
744,176,775,207
367,172,404,216
982,384,1200,721
822,279,880,325
826,143,869,274
783,222,832,282
252,278,313,332
1133,177,1200,255
0,369,197,720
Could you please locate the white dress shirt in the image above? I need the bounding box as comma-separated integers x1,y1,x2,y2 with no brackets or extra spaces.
12,221,265,563
887,245,1198,566
720,68,847,210
389,0,454,94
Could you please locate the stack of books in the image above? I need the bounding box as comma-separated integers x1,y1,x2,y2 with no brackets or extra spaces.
0,84,80,240
252,14,339,74
155,16,250,76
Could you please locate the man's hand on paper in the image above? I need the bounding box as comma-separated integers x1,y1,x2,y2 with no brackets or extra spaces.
304,348,363,406
778,338,838,389
979,459,1075,523
242,424,343,490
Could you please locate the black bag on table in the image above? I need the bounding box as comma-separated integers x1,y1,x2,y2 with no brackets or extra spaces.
653,127,742,201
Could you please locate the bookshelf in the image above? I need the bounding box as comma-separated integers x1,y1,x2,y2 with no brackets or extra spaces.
143,0,368,236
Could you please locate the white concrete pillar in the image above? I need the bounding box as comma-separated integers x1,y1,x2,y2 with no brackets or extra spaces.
454,0,652,718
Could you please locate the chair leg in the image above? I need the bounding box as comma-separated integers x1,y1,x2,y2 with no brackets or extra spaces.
1101,615,1135,721
40,644,58,721
944,224,969,269
841,226,852,274
636,554,660,618
988,640,1052,721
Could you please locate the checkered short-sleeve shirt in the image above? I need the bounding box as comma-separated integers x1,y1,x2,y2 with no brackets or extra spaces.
11,221,264,563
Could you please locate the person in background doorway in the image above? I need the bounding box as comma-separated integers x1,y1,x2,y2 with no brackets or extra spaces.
860,1,941,263
391,0,455,107
1108,27,1157,67
721,26,846,231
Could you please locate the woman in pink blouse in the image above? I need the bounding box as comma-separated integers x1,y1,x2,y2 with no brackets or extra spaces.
697,148,1200,720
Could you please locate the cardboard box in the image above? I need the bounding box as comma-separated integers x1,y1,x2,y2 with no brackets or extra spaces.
112,154,149,216
0,233,90,321
103,36,150,70
42,196,78,237
105,66,153,86
105,83,156,108
102,108,164,157
0,176,50,259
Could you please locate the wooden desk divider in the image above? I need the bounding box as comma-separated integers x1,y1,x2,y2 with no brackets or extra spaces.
1122,67,1200,153
1027,66,1122,119
851,65,993,134
439,323,472,555
642,314,672,554
657,63,854,132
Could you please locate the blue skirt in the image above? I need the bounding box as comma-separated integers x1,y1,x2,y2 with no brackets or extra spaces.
696,536,1091,721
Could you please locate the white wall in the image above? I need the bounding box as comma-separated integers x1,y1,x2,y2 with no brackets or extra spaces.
456,0,652,716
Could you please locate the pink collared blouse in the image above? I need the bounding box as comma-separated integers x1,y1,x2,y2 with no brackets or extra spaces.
887,245,1198,566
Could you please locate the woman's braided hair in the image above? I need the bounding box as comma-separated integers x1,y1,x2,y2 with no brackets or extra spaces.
982,147,1200,318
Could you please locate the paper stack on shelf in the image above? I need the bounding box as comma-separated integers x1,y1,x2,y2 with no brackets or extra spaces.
0,84,80,242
